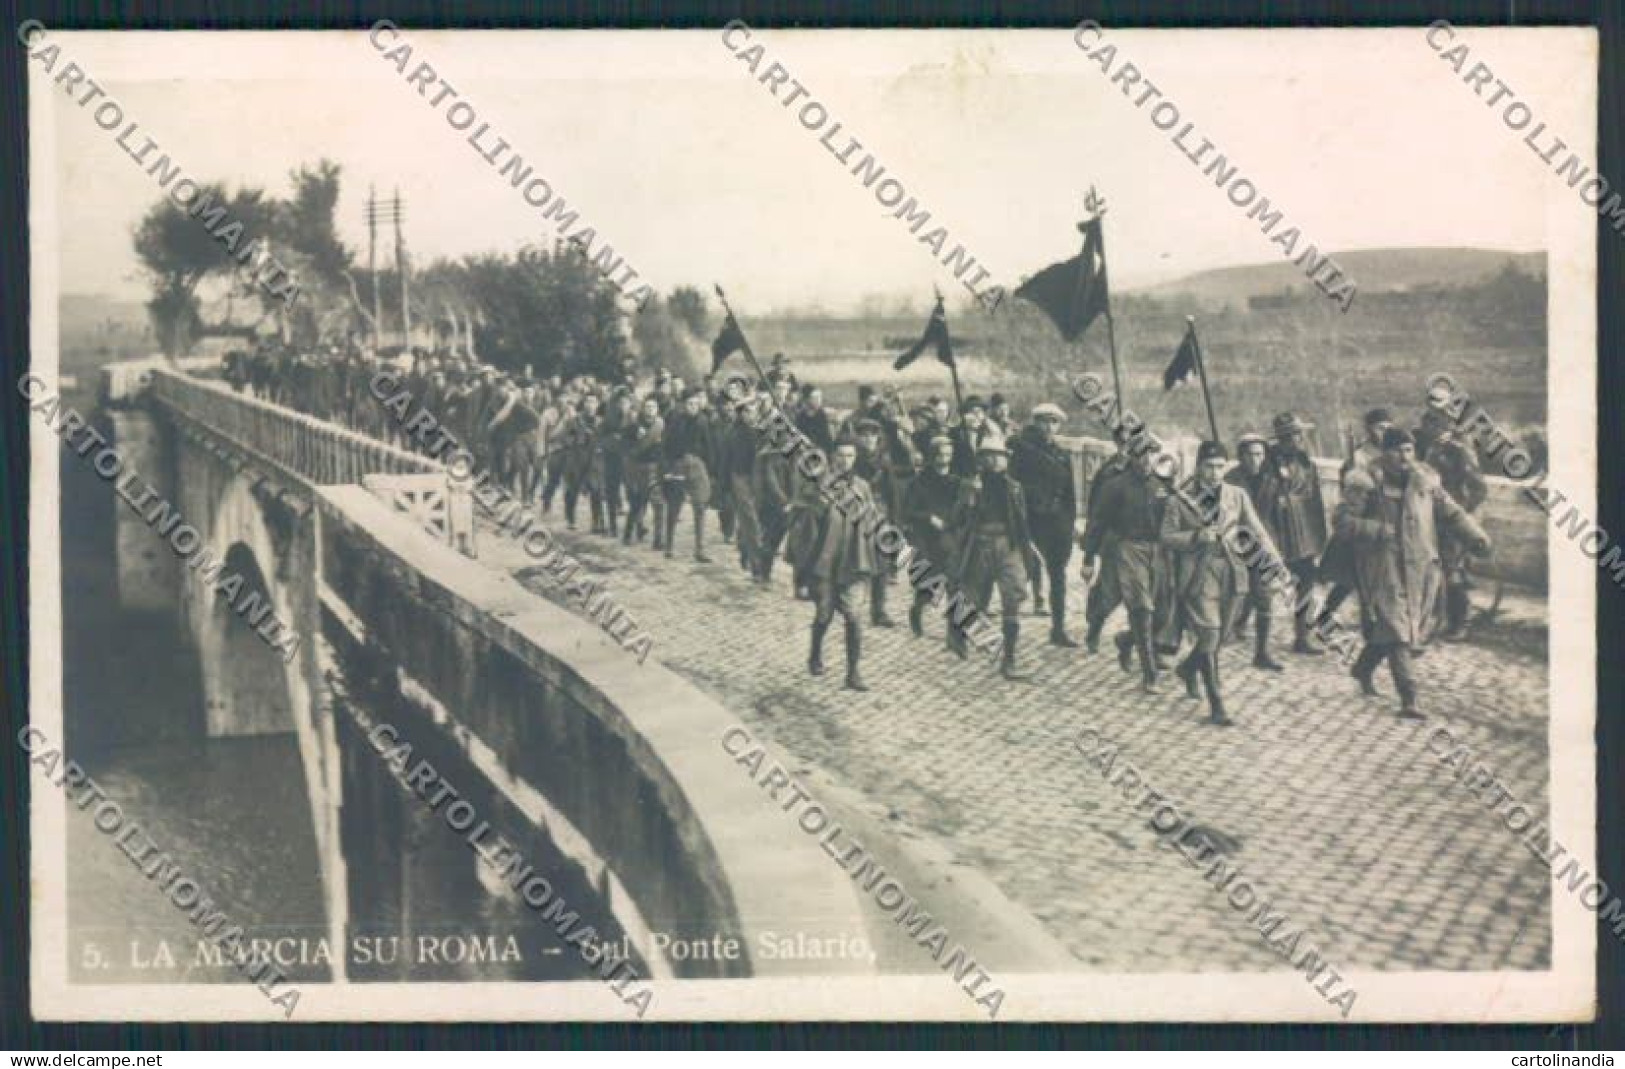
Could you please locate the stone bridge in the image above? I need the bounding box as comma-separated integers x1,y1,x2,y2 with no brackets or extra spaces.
94,355,1555,1005
100,359,1066,993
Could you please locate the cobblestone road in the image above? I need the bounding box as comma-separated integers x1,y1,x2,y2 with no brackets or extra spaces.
492,513,1552,974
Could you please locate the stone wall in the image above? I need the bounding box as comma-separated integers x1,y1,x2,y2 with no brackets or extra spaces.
316,487,875,978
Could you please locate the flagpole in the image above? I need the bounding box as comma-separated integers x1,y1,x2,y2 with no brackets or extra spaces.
1090,207,1127,407
713,284,771,387
1187,316,1221,443
933,286,966,416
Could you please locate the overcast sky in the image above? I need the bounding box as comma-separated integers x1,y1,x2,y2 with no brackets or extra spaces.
36,26,1591,312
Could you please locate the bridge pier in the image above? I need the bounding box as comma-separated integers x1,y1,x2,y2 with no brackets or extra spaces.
104,366,883,991
108,409,180,614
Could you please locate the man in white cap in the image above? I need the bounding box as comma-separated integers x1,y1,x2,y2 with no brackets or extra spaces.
1010,402,1079,647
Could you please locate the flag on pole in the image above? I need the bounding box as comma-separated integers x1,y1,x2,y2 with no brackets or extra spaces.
893,297,955,371
710,310,747,372
1164,322,1200,391
1015,215,1109,342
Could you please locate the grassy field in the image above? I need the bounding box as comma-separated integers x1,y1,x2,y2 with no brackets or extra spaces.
745,290,1546,462
63,253,1546,465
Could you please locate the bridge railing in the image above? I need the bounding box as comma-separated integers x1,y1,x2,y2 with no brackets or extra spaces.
151,368,438,483
149,367,476,555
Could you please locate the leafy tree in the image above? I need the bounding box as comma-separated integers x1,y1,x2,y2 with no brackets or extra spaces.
667,285,710,338
459,243,629,377
145,287,204,358
632,295,705,381
280,161,350,290
415,258,482,356
132,182,274,356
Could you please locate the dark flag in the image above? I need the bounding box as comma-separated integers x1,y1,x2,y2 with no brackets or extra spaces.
1164,322,1199,391
893,297,954,371
1015,216,1109,342
711,311,747,372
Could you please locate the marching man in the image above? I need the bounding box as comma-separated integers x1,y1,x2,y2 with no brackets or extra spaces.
798,441,880,692
951,440,1035,682
1340,428,1490,719
1161,441,1286,727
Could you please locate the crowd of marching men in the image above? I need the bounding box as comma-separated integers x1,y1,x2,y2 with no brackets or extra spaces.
223,340,1493,727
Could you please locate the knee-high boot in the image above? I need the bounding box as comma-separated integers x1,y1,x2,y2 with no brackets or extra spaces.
1175,649,1202,699
908,590,926,637
1050,569,1077,647
1442,585,1470,640
808,619,828,676
844,618,867,691
1252,613,1283,671
1351,643,1383,696
1001,618,1028,680
1390,646,1420,717
1198,651,1229,725
664,506,679,559
870,575,895,627
693,509,711,563
1131,609,1161,693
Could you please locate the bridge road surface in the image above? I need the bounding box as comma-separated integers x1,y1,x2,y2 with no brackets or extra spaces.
480,510,1553,974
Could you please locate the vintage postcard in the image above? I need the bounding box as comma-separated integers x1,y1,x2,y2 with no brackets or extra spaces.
25,25,1601,1022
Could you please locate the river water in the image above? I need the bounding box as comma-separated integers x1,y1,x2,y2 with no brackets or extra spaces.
57,399,613,989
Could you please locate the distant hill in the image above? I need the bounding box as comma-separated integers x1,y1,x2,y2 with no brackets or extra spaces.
1128,247,1546,308
61,293,149,339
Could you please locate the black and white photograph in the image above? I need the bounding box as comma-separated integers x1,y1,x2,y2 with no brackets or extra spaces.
20,23,1603,1023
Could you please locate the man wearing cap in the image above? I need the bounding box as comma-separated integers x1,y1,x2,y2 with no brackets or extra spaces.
988,394,1015,440
1080,427,1136,653
1082,446,1167,692
601,390,635,538
1162,441,1286,726
951,395,995,477
794,385,836,455
1258,412,1330,655
950,439,1034,680
561,391,607,533
852,417,901,627
662,388,716,562
486,379,543,499
838,385,882,442
1314,407,1394,634
902,434,963,637
540,392,574,516
1224,431,1286,671
798,440,878,691
1415,392,1487,641
651,371,675,415
769,351,798,393
722,393,764,574
1340,427,1490,718
911,398,946,461
621,395,665,547
1010,402,1080,646
752,407,797,585
708,389,738,547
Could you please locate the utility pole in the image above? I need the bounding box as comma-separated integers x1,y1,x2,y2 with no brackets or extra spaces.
365,187,406,350
394,187,411,350
366,185,381,350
